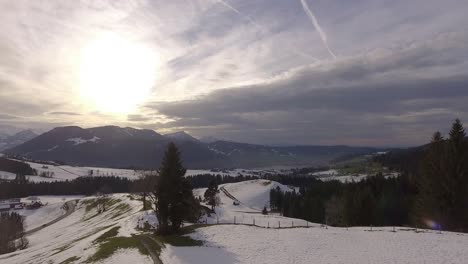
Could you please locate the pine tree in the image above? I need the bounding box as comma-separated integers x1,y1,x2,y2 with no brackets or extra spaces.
417,120,468,231
204,180,219,211
415,131,446,227
153,143,197,234
446,119,468,230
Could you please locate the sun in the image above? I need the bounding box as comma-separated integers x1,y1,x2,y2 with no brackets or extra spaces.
79,33,157,114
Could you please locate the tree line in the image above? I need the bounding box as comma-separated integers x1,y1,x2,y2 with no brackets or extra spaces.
0,212,28,254
0,176,132,199
270,119,468,232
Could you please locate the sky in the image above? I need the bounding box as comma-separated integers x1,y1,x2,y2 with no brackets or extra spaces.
0,0,467,146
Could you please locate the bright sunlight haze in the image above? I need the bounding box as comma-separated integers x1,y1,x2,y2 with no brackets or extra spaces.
78,33,157,114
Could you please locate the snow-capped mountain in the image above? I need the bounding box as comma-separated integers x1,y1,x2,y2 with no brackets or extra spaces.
5,126,384,169
0,129,38,152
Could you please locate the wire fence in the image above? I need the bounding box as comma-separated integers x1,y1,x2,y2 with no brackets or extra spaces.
198,214,447,234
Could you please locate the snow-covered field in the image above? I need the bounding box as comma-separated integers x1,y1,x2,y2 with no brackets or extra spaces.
1,159,289,182
311,169,400,183
1,180,467,264
162,225,468,264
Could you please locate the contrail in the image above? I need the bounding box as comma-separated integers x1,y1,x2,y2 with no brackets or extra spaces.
215,0,319,62
216,0,263,31
300,0,336,59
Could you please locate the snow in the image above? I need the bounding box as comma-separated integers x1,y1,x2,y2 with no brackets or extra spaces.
310,169,400,183
66,136,100,145
47,145,59,151
135,210,158,231
0,194,147,264
161,225,468,264
310,169,338,176
186,168,285,177
3,196,82,231
221,180,292,210
164,180,466,264
4,160,141,182
196,180,312,228
0,179,467,264
161,246,236,264
97,249,153,264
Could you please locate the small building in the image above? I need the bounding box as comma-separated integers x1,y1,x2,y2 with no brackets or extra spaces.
0,198,23,211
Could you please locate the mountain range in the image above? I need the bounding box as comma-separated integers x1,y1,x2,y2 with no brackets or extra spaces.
3,126,385,169
0,130,38,152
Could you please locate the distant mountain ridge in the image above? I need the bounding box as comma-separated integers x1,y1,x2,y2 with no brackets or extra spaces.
0,129,38,151
5,126,386,169
164,131,199,142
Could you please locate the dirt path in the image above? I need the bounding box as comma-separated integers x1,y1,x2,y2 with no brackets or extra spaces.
25,200,78,236
139,236,163,264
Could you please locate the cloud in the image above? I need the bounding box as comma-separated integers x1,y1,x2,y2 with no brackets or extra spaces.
127,114,152,122
147,31,468,146
0,0,467,145
47,112,82,116
0,114,18,120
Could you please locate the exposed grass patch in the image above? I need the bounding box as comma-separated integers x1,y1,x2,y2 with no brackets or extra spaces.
72,225,116,244
127,194,137,200
111,203,131,219
58,256,79,264
142,199,152,211
94,226,120,243
82,198,122,213
86,235,148,263
261,181,271,186
157,234,203,246
154,224,207,247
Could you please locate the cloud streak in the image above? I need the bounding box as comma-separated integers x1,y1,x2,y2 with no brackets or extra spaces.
300,0,336,58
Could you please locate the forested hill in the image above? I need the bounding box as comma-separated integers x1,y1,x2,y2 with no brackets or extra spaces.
375,136,468,174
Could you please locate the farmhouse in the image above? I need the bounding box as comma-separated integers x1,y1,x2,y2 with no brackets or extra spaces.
0,198,23,211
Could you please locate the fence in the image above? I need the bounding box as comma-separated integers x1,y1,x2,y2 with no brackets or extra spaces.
197,214,445,234
200,213,322,229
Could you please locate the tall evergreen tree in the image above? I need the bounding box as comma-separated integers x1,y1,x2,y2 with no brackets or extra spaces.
153,143,197,234
417,120,468,231
204,180,219,211
446,119,468,230
415,131,446,227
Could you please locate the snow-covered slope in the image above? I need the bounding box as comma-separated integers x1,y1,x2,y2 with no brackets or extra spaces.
1,180,468,264
0,160,140,182
195,180,310,228
221,179,292,210
0,194,153,264
166,180,468,264
162,225,468,264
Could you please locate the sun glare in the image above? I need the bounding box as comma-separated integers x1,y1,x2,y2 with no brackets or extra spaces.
79,33,157,114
